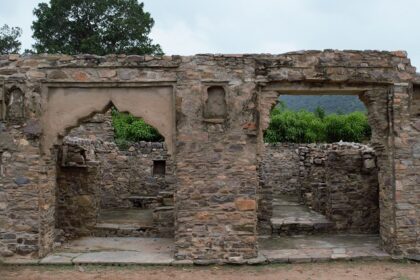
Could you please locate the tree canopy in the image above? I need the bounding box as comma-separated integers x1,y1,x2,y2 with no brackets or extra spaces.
0,24,22,54
31,0,163,55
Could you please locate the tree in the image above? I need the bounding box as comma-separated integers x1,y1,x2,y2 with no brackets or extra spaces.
31,0,163,55
0,24,22,54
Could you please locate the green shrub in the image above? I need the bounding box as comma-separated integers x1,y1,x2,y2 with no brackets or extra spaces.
264,106,371,143
111,108,164,145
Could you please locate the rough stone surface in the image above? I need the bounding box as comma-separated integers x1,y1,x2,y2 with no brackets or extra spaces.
259,143,380,234
0,51,418,261
56,111,175,240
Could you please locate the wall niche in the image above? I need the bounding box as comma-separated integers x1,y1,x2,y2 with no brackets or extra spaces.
5,87,25,120
411,85,420,117
203,86,227,120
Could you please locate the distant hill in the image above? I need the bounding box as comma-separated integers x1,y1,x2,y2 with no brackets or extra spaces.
279,95,366,114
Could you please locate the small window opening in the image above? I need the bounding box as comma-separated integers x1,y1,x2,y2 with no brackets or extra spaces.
153,160,166,176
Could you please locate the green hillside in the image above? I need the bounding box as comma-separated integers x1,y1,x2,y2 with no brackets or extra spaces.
279,95,366,114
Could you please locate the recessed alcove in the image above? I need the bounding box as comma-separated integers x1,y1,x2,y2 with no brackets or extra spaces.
5,87,24,120
203,86,227,120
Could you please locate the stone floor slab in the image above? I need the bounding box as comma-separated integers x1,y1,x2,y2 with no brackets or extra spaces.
73,251,174,265
259,234,390,263
40,253,81,265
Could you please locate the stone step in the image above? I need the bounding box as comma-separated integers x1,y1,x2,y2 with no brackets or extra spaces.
270,217,334,236
270,201,335,236
92,223,159,238
92,209,159,238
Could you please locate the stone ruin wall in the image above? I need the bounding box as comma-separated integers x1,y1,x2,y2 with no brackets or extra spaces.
0,50,418,261
63,111,175,209
259,143,380,234
55,111,175,240
257,143,300,233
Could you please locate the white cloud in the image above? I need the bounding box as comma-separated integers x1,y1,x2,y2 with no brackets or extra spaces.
151,21,217,55
256,41,300,55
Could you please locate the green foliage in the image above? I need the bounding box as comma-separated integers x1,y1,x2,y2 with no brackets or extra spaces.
0,24,22,54
314,106,326,120
264,107,371,143
31,0,163,55
111,108,163,146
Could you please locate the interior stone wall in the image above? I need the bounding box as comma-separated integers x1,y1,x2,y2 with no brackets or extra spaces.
0,51,418,261
55,112,175,239
258,143,300,233
64,110,175,209
259,143,380,233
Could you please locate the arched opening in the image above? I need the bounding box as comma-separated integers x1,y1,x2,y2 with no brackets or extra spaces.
258,89,383,258
54,104,175,255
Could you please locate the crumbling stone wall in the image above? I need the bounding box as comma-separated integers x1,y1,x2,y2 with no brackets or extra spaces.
0,50,418,261
300,143,379,233
64,110,174,208
324,145,379,233
259,143,379,233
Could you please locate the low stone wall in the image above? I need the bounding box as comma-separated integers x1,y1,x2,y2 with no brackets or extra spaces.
95,141,173,209
259,142,380,233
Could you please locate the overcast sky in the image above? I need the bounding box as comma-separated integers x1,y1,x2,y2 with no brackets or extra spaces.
0,0,419,69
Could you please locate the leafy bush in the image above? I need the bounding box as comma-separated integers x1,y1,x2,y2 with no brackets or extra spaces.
111,108,164,145
264,106,371,143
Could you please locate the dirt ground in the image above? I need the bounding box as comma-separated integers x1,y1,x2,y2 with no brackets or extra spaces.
1,261,419,280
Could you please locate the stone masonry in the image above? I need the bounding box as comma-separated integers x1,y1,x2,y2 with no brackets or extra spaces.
259,143,379,234
0,50,418,262
56,111,175,240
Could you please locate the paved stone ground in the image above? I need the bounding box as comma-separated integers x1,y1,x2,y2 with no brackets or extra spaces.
259,234,389,263
1,234,390,265
40,237,174,265
271,195,334,235
2,261,419,280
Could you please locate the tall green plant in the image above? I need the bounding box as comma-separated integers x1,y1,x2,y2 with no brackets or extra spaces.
264,106,371,143
111,108,163,144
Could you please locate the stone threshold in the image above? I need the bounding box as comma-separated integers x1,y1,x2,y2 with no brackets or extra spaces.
1,248,391,266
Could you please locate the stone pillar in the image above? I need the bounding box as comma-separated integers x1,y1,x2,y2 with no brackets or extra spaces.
391,83,419,256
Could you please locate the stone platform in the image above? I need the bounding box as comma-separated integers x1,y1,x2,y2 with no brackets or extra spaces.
93,209,157,237
271,195,334,235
